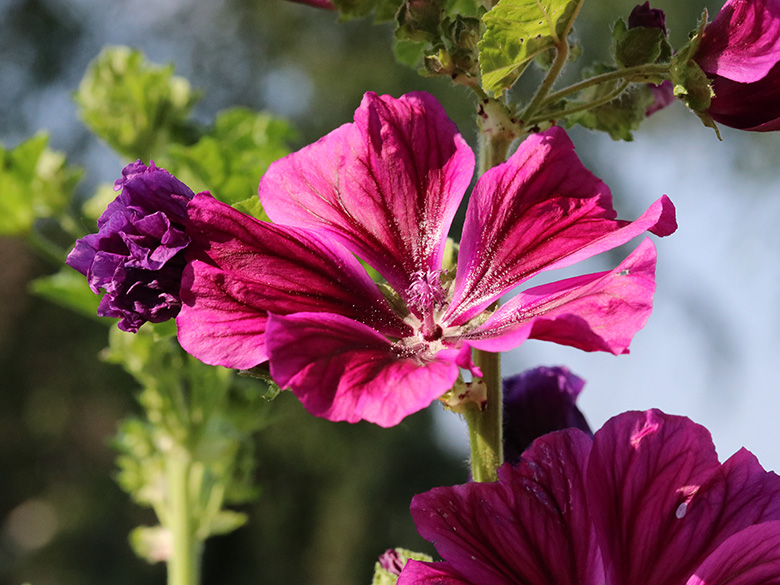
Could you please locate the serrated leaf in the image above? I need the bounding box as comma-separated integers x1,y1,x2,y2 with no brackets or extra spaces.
29,268,101,319
479,0,581,95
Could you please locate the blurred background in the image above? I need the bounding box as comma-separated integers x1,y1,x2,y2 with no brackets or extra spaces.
2,0,780,583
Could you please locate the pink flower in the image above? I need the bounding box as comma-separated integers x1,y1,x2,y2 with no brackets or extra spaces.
400,409,780,585
695,0,780,131
177,92,676,427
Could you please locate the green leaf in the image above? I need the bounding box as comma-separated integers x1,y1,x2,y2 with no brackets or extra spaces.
28,268,101,320
0,133,82,236
164,107,295,205
479,0,581,95
75,46,200,160
206,510,248,536
566,83,655,140
393,38,428,67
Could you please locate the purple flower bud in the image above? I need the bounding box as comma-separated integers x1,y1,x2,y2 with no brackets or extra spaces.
67,161,195,332
628,2,667,33
646,80,675,116
503,366,592,464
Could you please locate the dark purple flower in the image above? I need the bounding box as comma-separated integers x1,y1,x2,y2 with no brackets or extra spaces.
628,2,666,32
66,160,195,332
503,366,591,464
694,0,780,131
400,409,780,585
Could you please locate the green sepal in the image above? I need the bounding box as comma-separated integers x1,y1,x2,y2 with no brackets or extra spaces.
371,548,434,584
28,268,101,320
670,9,713,113
479,0,582,96
0,133,82,236
75,46,201,161
613,18,669,69
396,0,444,43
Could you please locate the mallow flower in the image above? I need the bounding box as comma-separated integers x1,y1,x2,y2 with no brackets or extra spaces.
67,161,195,332
503,366,592,463
695,0,780,131
400,409,780,585
177,91,676,427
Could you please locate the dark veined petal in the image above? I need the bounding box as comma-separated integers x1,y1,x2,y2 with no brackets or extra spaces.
447,127,675,325
176,194,408,370
463,238,658,356
266,312,460,427
258,91,474,299
686,522,780,585
408,430,602,585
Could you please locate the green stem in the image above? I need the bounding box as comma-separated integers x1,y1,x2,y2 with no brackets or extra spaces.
527,80,631,125
543,62,670,105
519,0,584,123
463,350,503,482
166,449,201,585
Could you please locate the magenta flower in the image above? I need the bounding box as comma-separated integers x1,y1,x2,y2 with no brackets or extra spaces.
177,91,676,427
503,366,591,463
284,0,334,9
67,161,195,332
695,0,780,131
400,409,780,585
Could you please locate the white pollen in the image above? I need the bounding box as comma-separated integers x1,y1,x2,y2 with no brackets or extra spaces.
675,502,687,519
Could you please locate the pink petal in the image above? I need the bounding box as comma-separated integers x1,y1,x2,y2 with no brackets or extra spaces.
176,194,407,370
463,238,658,355
258,91,474,298
686,522,780,585
409,430,602,585
266,312,460,427
448,127,675,325
697,0,780,83
587,410,725,585
398,560,472,585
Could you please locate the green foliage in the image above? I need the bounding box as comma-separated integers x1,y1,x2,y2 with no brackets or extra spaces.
75,46,200,161
371,549,434,584
164,107,296,206
478,0,582,95
0,133,82,236
107,326,275,562
28,268,101,320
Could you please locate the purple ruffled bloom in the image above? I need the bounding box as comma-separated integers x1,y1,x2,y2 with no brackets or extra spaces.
66,161,195,332
695,0,780,131
503,366,591,464
400,409,780,585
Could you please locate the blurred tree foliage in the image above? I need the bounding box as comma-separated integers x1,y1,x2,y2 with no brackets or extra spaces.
0,0,726,584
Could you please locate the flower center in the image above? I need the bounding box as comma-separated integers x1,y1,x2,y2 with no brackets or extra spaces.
406,269,447,339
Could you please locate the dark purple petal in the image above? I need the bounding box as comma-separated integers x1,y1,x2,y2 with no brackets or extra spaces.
285,0,335,8
587,410,726,585
503,366,592,463
258,91,474,300
447,128,675,326
266,312,460,427
707,61,780,130
176,194,408,370
686,522,780,585
646,81,675,116
409,430,602,585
